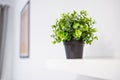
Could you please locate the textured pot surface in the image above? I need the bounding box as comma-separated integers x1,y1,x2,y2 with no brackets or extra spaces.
63,40,84,59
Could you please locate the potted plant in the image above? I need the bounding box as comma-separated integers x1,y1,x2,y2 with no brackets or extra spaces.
51,10,98,59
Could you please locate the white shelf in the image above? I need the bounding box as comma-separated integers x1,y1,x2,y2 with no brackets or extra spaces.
45,59,120,80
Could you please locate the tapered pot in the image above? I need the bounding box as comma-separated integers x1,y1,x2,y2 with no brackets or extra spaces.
63,40,84,59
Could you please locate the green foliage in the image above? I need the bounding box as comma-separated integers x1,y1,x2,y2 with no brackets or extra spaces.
51,10,98,45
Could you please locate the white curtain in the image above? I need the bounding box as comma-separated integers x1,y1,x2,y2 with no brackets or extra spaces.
0,5,9,79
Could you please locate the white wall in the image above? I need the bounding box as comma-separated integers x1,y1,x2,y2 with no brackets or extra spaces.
13,0,120,80
30,0,120,59
0,0,14,80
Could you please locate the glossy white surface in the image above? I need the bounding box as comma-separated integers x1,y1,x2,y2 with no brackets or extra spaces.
32,69,106,80
45,59,120,80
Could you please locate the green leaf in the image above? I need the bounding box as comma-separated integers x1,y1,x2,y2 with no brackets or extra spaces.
92,28,97,32
73,22,79,29
52,41,56,44
84,26,88,31
73,30,82,39
80,10,87,16
94,36,98,40
80,25,84,28
73,10,77,16
60,22,65,29
52,25,56,28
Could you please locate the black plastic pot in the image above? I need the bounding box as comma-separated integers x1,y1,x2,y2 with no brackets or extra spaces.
63,40,84,59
